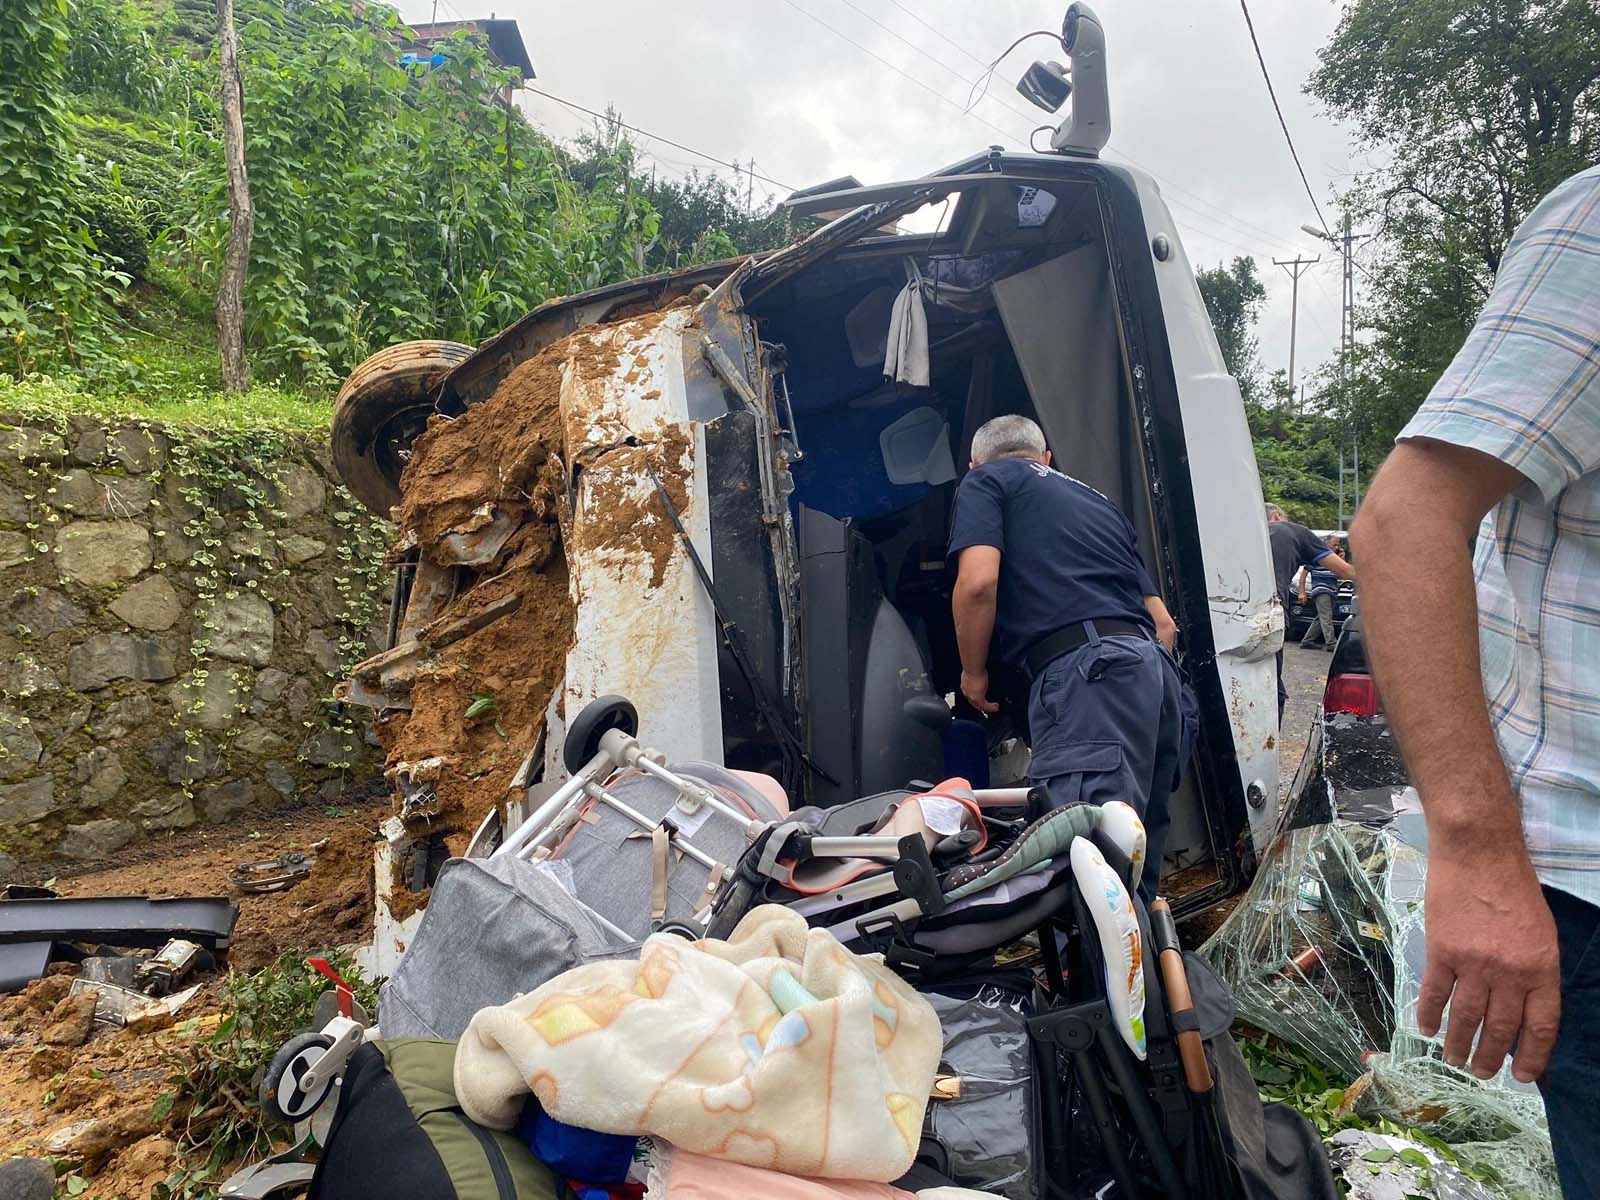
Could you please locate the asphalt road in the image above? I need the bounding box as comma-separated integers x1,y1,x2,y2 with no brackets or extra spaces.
1278,639,1336,795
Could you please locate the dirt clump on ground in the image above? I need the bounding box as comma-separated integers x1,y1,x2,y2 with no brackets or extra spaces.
228,820,378,970
0,974,203,1195
0,798,393,1195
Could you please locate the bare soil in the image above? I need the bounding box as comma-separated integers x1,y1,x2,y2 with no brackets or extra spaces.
378,307,693,853
14,796,390,974
0,798,388,1195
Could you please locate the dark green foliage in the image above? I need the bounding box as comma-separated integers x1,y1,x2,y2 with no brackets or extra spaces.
640,169,792,271
1246,393,1345,530
0,0,127,370
1308,0,1600,459
568,120,792,272
82,189,150,280
70,112,195,237
8,0,791,394
1195,257,1268,405
1194,257,1345,523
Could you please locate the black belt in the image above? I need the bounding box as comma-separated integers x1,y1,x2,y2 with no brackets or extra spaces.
1019,618,1150,681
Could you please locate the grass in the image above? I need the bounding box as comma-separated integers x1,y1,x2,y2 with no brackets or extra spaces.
1,283,334,437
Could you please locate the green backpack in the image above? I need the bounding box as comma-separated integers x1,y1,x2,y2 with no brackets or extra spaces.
310,1037,559,1200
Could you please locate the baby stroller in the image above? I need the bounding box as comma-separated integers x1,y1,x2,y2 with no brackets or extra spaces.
477,696,1334,1199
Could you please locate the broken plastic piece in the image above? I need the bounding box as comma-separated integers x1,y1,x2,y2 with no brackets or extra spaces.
231,852,317,895
68,976,197,1030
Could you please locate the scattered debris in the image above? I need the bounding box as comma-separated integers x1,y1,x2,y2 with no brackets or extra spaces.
137,938,204,995
1327,1130,1497,1200
0,807,387,1190
79,954,136,989
230,848,321,895
67,976,198,1033
1205,786,1560,1197
0,944,52,994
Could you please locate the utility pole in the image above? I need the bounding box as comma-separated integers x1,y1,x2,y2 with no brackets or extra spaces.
1272,252,1318,404
1303,214,1367,527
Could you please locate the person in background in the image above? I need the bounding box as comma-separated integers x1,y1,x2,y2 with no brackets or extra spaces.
1267,504,1354,722
948,415,1181,900
1351,164,1600,1198
1296,535,1345,651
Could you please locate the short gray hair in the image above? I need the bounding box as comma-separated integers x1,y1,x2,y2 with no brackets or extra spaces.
1264,502,1286,521
971,415,1047,465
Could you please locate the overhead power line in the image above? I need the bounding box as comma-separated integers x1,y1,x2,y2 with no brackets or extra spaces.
808,0,1306,257
882,0,991,69
542,1,1316,267
524,87,795,192
1236,0,1332,237
776,0,1020,147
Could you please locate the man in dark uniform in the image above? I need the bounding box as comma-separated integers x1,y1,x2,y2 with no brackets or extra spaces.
1266,504,1354,722
949,415,1181,900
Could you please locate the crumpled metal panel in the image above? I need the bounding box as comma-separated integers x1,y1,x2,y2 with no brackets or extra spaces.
547,307,725,776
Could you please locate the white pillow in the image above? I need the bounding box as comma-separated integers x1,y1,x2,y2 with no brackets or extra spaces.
1069,836,1147,1060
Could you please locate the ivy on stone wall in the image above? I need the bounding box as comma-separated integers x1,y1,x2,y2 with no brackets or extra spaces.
0,412,390,856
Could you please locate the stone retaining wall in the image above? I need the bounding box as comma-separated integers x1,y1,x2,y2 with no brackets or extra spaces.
0,413,391,867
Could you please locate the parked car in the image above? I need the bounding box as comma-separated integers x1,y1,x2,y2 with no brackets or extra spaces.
1286,579,1356,642
1283,614,1407,829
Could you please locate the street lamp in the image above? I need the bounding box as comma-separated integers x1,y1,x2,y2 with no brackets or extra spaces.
1300,223,1333,242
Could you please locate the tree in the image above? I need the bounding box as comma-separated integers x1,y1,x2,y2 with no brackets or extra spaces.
1310,0,1600,460
567,113,792,274
1196,257,1269,404
214,0,252,393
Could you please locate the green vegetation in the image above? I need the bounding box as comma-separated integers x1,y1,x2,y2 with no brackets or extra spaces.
0,287,331,433
154,951,379,1198
1195,257,1348,528
1308,0,1600,474
2,0,790,417
1189,3,1600,520
1195,257,1269,407
0,0,129,366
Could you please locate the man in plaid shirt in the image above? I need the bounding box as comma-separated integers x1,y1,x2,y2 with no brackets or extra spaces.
1354,165,1600,1195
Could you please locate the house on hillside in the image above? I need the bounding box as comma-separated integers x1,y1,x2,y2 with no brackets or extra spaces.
397,17,535,104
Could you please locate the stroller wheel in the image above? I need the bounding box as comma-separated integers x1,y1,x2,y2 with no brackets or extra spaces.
260,1031,338,1125
563,695,638,774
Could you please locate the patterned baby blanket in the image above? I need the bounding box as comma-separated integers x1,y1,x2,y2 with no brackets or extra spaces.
454,905,942,1181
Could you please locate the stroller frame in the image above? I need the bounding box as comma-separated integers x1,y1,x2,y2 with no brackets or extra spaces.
496,697,1020,938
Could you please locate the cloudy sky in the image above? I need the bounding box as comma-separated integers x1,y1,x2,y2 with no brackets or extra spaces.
401,0,1368,393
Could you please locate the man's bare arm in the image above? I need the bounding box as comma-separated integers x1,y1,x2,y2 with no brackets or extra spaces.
953,546,1002,714
1351,438,1560,1083
1319,551,1355,581
1143,594,1177,652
